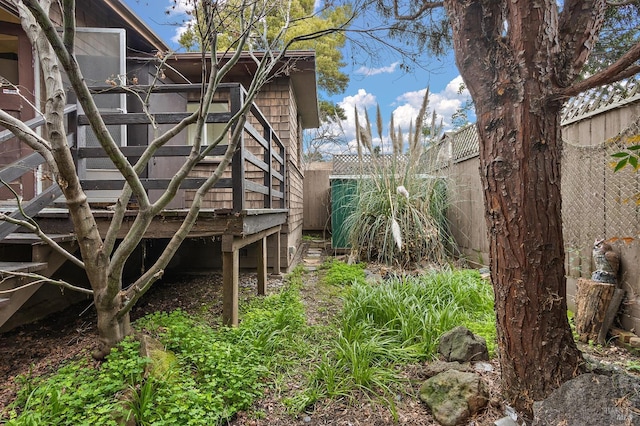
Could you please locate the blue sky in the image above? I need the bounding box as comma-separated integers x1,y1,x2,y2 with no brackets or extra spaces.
122,1,472,152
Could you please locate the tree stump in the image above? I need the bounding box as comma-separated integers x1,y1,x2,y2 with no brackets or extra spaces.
575,278,615,343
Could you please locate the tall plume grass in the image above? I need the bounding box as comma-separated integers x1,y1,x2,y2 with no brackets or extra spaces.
343,88,454,266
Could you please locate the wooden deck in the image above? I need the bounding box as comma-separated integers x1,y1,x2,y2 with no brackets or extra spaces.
0,82,290,329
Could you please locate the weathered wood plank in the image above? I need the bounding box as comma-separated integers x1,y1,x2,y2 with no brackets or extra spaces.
0,153,46,183
0,261,48,273
78,112,233,125
257,236,267,296
76,145,228,158
0,233,75,245
0,104,76,144
244,122,269,150
243,149,269,173
0,185,63,241
79,178,233,190
222,225,281,252
244,180,269,196
94,214,243,239
222,248,239,326
86,82,241,94
242,212,287,235
268,230,281,276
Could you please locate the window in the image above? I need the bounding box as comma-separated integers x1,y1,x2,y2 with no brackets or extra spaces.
186,101,229,153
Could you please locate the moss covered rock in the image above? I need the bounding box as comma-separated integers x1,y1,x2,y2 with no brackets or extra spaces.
420,369,488,426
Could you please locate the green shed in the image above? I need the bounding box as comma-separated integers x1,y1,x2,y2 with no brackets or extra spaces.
329,176,358,249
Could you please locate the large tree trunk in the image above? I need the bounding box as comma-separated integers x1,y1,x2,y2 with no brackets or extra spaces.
443,0,587,415
475,94,583,412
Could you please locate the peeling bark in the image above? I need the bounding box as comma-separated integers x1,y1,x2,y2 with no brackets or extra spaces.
443,0,590,415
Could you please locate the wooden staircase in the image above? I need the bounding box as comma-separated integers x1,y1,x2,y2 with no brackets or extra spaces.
0,233,77,330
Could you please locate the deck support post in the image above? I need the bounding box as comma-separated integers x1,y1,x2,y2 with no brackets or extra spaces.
257,236,267,296
222,245,239,326
221,225,281,327
268,230,281,276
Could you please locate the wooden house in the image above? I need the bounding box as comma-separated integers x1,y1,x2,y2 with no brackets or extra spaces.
0,0,318,330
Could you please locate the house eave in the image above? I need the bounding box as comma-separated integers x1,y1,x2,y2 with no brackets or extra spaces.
163,50,320,129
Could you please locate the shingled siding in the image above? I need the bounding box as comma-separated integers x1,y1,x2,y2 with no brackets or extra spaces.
255,78,304,268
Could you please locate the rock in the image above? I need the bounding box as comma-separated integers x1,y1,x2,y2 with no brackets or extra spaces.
533,373,640,425
363,269,383,283
474,361,494,373
139,333,178,379
494,416,519,426
423,360,473,378
439,326,489,362
420,369,489,426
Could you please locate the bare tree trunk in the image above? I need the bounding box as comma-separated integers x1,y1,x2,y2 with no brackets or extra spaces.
95,288,130,358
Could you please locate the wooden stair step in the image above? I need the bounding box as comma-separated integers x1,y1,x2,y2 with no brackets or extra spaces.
0,233,75,245
0,261,48,274
0,298,10,308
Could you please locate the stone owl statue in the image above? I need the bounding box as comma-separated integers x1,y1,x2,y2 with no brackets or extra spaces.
591,239,620,284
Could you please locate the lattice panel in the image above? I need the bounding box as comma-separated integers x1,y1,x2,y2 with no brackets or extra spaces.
561,75,640,125
332,154,410,175
450,124,480,163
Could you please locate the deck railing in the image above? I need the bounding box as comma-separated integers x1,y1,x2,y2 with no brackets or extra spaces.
74,82,286,213
0,82,287,242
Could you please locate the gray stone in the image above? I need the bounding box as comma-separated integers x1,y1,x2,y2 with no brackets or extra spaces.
494,416,519,426
533,373,640,426
439,326,489,362
420,369,488,426
423,360,473,378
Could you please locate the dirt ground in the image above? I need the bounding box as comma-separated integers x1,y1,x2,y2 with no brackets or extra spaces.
0,244,638,425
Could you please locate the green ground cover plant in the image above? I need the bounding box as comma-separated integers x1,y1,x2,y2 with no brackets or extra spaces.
321,258,366,286
4,270,309,426
4,263,496,424
287,264,496,413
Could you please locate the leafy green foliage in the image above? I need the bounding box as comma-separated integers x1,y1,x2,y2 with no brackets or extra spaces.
5,266,496,423
322,259,366,286
5,339,147,425
290,269,496,411
583,3,640,77
5,278,308,426
611,144,640,172
177,0,351,95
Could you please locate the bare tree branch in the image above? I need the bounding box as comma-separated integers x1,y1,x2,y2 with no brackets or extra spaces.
556,0,608,87
557,41,640,98
22,0,150,209
0,270,93,295
0,110,57,172
0,211,84,269
393,0,443,20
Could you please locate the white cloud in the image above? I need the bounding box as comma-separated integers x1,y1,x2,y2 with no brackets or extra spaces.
165,0,193,15
163,0,195,44
392,75,472,133
354,62,400,77
337,89,377,142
